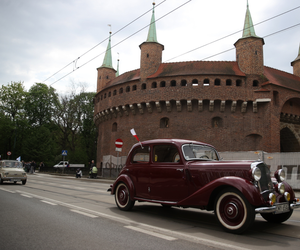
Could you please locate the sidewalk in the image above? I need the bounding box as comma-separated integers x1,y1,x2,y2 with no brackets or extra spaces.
36,172,114,184
37,172,300,197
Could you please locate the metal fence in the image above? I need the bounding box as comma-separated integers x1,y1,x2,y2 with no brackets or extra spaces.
102,151,300,189
219,151,300,189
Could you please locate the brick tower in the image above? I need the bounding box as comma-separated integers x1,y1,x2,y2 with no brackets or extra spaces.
139,2,164,81
97,32,117,92
234,2,264,75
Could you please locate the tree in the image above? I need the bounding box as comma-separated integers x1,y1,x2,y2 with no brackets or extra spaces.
24,83,59,126
0,82,27,159
52,90,96,164
0,81,26,122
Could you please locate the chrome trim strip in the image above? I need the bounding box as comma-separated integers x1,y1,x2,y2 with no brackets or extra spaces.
135,197,177,205
255,206,276,213
290,202,300,210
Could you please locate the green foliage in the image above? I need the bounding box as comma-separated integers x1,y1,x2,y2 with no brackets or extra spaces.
24,83,59,126
0,81,96,166
0,81,27,122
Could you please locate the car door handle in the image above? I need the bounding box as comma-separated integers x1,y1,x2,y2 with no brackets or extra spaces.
176,169,184,172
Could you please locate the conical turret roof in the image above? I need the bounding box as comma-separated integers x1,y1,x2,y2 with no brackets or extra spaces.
292,44,300,63
146,3,158,42
101,32,113,69
242,1,259,38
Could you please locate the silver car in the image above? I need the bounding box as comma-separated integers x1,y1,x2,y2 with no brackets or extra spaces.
0,160,27,185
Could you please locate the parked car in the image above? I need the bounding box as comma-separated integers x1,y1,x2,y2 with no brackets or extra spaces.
53,161,84,168
108,139,300,234
0,160,27,185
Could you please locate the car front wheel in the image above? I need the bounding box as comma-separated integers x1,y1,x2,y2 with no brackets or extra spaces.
214,188,255,234
22,180,27,185
115,183,135,211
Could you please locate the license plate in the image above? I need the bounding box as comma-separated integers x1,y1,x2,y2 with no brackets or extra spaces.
10,179,20,182
275,203,290,214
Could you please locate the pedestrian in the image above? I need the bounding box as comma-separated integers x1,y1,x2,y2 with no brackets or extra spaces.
76,168,82,178
39,162,44,172
89,160,96,178
30,161,36,174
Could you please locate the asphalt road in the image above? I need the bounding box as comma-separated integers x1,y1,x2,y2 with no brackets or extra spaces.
0,173,299,250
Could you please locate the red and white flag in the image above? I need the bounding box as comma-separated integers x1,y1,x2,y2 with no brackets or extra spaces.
130,128,140,141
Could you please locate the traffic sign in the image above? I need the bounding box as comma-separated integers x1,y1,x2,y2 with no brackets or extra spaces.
62,150,68,156
115,139,123,148
7,151,11,156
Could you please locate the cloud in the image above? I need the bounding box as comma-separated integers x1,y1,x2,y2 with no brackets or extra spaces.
0,0,299,94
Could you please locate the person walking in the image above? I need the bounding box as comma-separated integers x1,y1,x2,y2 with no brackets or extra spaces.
30,161,36,174
89,160,97,178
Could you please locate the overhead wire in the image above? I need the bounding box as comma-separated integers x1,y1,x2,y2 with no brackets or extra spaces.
47,3,300,86
164,5,300,62
199,22,300,62
45,0,167,84
48,0,192,86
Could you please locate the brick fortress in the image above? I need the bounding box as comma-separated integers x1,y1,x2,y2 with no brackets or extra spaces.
94,3,300,166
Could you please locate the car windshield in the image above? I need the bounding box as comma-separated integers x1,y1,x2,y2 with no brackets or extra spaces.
182,144,219,161
1,161,23,168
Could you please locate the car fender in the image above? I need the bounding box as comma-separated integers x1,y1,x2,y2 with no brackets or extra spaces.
178,176,265,208
111,174,135,200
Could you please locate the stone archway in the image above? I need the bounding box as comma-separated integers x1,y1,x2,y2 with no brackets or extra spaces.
280,98,300,152
280,124,300,152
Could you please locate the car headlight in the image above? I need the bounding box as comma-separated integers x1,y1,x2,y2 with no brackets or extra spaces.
252,167,261,181
277,183,285,194
284,192,290,202
275,169,285,182
269,193,276,205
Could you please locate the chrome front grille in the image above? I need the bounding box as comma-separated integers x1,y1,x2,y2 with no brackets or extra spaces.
257,163,273,201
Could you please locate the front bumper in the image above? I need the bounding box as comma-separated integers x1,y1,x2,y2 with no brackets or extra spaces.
2,177,26,182
255,201,300,214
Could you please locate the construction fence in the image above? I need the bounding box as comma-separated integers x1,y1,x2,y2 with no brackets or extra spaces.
102,151,300,189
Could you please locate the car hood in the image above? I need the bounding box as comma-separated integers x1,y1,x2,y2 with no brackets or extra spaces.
186,160,256,185
3,168,26,175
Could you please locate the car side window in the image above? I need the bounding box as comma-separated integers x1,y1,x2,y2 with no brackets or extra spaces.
132,146,150,163
153,145,180,163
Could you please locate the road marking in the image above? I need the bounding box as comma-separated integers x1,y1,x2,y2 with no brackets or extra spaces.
21,194,33,198
0,187,15,193
125,226,177,241
70,209,98,218
41,200,57,205
94,190,108,193
73,187,86,190
15,190,251,250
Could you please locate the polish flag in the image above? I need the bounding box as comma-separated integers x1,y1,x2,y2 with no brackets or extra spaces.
130,128,140,141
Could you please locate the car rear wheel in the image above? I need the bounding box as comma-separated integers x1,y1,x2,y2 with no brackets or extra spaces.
0,176,3,184
214,188,255,234
260,209,293,223
115,183,135,211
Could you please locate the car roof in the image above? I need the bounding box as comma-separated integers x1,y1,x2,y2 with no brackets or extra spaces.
133,138,215,148
0,160,20,163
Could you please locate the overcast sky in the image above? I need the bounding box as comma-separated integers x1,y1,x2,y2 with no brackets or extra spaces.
1,0,300,94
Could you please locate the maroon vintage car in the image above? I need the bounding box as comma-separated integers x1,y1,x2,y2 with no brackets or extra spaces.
109,139,300,234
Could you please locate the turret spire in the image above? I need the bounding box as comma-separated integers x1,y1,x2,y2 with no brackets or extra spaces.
242,1,259,38
294,43,300,61
291,43,300,77
101,31,113,68
146,2,158,42
116,53,120,77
